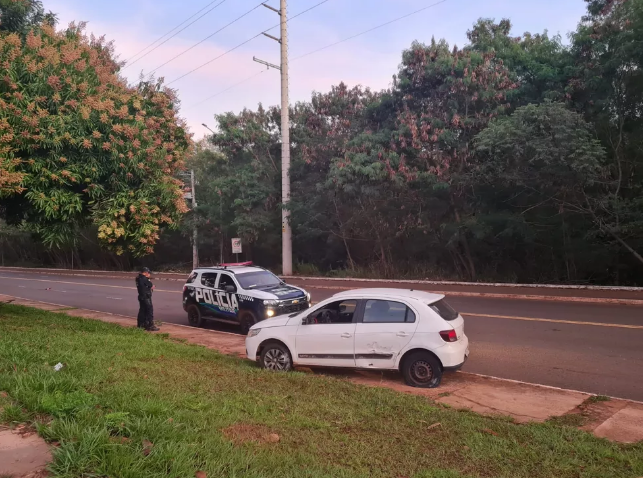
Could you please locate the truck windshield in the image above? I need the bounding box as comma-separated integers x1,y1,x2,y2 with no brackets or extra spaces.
236,271,282,289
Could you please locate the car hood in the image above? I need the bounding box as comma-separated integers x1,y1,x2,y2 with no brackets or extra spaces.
251,314,292,329
250,284,306,300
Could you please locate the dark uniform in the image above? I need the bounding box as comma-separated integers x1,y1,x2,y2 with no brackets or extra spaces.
135,271,156,330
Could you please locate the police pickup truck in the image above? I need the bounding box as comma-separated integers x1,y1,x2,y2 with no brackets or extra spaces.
182,262,311,334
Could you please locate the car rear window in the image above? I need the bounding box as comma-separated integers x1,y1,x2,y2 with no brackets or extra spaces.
186,272,198,284
429,299,459,321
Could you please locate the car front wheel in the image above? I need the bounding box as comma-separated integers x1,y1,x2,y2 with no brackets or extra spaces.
259,342,293,372
402,351,442,388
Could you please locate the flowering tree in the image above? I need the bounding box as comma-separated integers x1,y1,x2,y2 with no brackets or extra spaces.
0,22,191,256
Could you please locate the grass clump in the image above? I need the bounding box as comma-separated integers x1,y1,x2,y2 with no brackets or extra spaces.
0,303,641,478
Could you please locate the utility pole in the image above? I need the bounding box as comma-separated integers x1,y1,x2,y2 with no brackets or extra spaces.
190,169,199,270
255,0,292,275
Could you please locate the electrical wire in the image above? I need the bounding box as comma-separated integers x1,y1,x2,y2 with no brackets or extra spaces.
149,1,266,75
184,0,449,107
124,0,229,69
184,70,266,110
292,0,450,61
167,0,331,85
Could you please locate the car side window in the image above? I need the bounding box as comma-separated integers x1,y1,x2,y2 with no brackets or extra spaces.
200,272,218,288
363,300,416,323
307,300,357,324
186,272,198,284
218,273,236,292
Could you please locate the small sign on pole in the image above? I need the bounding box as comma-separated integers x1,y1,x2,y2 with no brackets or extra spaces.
231,238,242,261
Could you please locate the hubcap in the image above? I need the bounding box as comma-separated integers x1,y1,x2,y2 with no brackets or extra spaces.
411,360,433,383
264,348,289,371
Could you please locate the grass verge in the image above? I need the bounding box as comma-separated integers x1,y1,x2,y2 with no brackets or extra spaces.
0,304,641,478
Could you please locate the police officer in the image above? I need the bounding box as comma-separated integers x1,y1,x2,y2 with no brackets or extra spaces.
135,267,159,331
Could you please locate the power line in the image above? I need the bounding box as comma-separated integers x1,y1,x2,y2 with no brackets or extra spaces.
292,0,450,61
124,0,226,64
184,70,266,110
166,0,330,86
150,1,266,75
125,0,229,69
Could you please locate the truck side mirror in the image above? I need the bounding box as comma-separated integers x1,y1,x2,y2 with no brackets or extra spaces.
224,285,236,294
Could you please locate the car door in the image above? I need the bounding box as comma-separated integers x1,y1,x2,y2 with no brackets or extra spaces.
354,299,419,370
213,272,240,320
196,272,219,317
295,299,358,368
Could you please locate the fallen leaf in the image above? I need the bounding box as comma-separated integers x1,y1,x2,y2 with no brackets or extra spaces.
167,418,174,423
0,391,7,397
463,446,470,451
142,439,154,456
481,428,498,436
427,422,441,431
267,433,280,443
195,472,207,478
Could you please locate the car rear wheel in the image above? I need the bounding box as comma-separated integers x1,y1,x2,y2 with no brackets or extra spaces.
239,311,257,336
187,305,203,327
259,342,293,372
402,351,442,388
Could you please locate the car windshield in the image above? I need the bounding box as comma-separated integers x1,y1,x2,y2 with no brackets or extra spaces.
236,271,282,289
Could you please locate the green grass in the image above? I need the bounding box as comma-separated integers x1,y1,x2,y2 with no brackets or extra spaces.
0,304,641,478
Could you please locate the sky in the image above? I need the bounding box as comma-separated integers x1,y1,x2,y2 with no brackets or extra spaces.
46,0,588,139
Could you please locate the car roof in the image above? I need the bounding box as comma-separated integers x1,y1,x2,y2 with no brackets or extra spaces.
331,288,444,303
191,266,267,275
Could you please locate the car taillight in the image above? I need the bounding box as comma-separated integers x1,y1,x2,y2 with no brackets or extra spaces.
439,329,457,342
183,286,187,292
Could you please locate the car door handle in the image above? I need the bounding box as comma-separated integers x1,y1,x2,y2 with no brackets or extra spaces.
341,333,352,338
396,332,408,337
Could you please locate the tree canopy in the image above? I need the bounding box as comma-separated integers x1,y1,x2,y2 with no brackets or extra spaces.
0,20,191,256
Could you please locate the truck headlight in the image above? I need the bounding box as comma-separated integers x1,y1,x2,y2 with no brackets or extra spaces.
263,300,278,306
266,309,275,318
306,292,311,302
248,329,261,337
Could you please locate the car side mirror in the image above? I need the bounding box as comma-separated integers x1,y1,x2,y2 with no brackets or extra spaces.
224,285,236,293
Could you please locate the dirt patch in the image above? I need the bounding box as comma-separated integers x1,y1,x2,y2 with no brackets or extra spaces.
222,424,280,445
0,428,51,478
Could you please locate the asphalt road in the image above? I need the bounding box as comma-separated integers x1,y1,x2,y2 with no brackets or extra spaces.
1,270,642,401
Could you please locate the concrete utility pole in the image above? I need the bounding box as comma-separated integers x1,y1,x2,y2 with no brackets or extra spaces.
255,0,292,275
190,169,199,270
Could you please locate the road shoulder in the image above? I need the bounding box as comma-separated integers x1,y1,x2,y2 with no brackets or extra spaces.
1,293,641,443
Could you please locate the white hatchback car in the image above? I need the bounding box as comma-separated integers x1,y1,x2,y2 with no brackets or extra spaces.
245,288,469,388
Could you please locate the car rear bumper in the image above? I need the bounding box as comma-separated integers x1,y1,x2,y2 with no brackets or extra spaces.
435,334,469,370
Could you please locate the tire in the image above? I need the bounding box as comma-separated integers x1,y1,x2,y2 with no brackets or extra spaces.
401,351,442,388
259,342,293,372
239,311,257,336
187,304,203,327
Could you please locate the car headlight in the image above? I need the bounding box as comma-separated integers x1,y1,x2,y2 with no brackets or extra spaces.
263,300,278,306
305,291,311,302
248,328,261,337
266,309,275,318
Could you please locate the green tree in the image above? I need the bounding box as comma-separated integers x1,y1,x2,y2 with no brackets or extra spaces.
0,23,191,256
0,0,56,35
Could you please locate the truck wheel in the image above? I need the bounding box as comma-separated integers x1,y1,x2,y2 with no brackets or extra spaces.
401,351,442,388
187,305,203,328
239,311,257,336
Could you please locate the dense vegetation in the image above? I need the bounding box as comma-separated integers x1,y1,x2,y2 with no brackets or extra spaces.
0,0,191,256
2,0,643,285
189,0,643,284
